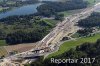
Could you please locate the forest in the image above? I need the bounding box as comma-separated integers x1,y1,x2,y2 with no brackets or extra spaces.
37,0,88,17
78,12,100,28
0,15,56,45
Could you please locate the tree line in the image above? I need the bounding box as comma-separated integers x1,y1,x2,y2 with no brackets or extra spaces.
0,0,39,7
37,0,88,17
78,12,100,28
6,27,48,45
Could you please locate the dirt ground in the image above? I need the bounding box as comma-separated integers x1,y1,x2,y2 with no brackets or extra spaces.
4,43,37,53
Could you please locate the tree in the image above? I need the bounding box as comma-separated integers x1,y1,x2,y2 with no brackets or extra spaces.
37,0,88,17
0,29,6,40
78,12,100,28
77,28,93,37
55,13,64,21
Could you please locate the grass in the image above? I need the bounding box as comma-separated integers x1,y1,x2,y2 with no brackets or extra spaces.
58,11,71,17
47,33,100,58
0,40,7,46
43,19,59,23
43,19,59,27
58,8,85,17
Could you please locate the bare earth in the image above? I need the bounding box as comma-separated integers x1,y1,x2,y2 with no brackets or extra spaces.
4,43,37,53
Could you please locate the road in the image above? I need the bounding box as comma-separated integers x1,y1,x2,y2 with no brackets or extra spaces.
35,7,94,50
0,3,100,65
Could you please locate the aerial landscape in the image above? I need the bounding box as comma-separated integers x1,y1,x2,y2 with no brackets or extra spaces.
0,0,100,66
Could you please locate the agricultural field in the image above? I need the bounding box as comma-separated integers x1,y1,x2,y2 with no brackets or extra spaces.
47,33,100,58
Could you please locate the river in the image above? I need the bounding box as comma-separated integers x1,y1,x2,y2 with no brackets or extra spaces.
0,0,58,19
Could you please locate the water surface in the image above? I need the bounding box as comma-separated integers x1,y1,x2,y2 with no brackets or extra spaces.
0,0,58,19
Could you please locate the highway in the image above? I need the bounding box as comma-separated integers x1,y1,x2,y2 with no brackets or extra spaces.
36,7,94,50
0,3,99,65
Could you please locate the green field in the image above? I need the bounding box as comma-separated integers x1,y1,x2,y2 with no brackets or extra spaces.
58,8,86,17
42,19,59,26
47,33,100,58
0,40,7,46
43,19,59,23
58,11,71,17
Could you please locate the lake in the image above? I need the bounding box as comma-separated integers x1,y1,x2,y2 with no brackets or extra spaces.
0,0,58,19
0,3,42,19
